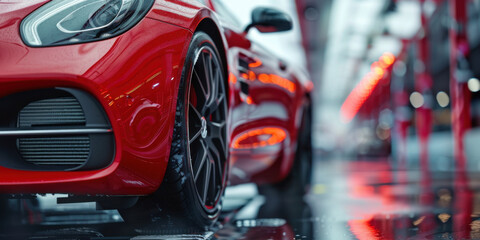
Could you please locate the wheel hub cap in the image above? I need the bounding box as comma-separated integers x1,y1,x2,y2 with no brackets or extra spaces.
201,117,208,138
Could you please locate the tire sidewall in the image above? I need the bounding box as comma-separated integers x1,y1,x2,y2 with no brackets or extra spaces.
178,31,227,226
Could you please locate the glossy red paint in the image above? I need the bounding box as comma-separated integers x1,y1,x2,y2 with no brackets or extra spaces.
449,0,471,170
0,0,312,195
225,45,307,184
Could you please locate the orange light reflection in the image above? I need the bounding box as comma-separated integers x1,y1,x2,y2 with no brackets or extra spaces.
232,127,286,149
237,68,296,93
245,96,253,105
248,58,263,68
257,73,296,93
340,52,396,122
229,72,237,84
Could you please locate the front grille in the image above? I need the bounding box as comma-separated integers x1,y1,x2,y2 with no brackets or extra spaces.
0,88,114,171
18,97,86,127
18,136,90,166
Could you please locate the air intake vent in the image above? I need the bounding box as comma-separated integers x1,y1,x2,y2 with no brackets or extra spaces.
0,88,114,171
18,97,86,127
18,136,90,167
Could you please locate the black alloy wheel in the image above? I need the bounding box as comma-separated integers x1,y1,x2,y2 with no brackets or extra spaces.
119,31,228,229
188,44,228,210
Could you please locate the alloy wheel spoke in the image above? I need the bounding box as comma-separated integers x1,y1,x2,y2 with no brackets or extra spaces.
193,68,210,99
193,66,210,108
209,120,225,140
203,53,218,112
207,69,224,113
208,141,224,178
188,104,201,136
189,103,203,144
202,157,211,204
203,52,213,91
212,68,222,98
208,160,216,203
213,94,226,113
189,128,203,144
189,103,202,120
193,140,208,182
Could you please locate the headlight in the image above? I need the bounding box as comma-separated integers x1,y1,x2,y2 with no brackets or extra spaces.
20,0,154,47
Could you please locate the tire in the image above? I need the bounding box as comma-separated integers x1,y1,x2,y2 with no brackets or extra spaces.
119,31,228,228
259,102,313,196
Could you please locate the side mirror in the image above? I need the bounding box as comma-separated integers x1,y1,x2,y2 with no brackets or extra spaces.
244,7,293,33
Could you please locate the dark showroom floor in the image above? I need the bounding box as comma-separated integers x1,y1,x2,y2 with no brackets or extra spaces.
2,155,479,240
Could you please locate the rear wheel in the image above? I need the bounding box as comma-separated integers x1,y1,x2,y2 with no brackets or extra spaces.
119,32,228,228
259,103,313,196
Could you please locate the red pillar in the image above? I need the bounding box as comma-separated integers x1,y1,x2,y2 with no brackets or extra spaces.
449,0,473,236
416,12,436,225
449,0,471,171
392,40,411,180
416,0,434,171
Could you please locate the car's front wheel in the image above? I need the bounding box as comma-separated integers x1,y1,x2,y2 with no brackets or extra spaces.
119,31,228,228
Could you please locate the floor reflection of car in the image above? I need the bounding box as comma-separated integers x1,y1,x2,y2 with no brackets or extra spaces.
216,185,313,240
0,0,313,228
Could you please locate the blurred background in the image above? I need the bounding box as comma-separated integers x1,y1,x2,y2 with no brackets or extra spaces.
219,1,480,239
6,1,480,239
224,0,480,172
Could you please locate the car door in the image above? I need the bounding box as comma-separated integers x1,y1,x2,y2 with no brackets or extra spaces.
233,40,303,184
207,0,303,184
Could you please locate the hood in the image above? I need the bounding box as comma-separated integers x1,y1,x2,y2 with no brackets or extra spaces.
0,1,48,44
0,1,47,15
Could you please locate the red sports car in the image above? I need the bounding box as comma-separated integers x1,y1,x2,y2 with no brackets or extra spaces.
0,0,313,227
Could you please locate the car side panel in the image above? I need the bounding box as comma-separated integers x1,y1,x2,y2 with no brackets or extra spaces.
222,29,307,185
241,43,305,184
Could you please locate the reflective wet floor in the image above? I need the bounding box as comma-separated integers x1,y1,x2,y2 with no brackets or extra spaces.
2,157,480,239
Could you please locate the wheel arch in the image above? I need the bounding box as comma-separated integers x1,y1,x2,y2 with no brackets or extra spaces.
193,18,230,104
